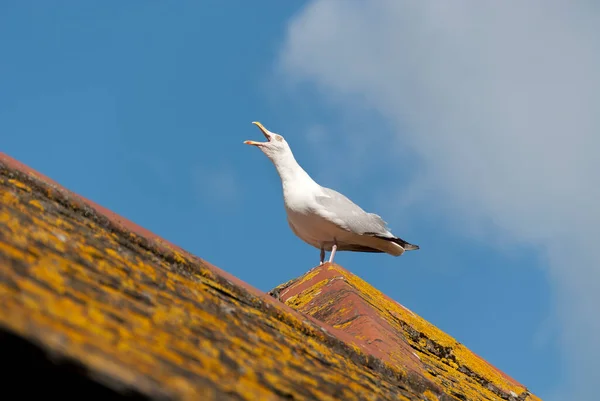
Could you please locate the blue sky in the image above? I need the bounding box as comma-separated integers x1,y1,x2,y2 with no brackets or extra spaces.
4,2,595,399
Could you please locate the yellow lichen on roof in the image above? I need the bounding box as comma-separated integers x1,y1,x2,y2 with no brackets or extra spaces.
337,265,536,397
0,161,451,401
278,264,541,401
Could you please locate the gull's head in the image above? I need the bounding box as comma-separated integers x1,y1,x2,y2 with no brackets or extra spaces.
244,122,292,162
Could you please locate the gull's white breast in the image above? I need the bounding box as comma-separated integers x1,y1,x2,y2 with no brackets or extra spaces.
283,186,350,250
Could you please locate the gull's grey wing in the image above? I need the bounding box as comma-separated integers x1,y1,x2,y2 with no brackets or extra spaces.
313,187,392,236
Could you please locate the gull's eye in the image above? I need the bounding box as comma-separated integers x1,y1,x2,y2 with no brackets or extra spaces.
275,135,283,142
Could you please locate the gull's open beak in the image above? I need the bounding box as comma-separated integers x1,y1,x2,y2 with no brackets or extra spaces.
244,121,271,146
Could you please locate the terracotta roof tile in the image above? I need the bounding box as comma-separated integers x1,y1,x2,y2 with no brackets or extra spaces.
0,152,541,400
270,264,542,401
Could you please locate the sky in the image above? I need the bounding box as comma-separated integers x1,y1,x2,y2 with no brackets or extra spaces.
1,2,597,400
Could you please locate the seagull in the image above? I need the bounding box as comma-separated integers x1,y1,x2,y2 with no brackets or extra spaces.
244,122,419,265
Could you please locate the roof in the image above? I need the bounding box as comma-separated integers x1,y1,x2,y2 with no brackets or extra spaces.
0,152,540,400
270,266,541,401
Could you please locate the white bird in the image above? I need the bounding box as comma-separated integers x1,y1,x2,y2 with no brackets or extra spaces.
244,122,419,265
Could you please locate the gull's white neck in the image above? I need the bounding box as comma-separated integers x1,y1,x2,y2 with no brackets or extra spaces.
270,149,317,191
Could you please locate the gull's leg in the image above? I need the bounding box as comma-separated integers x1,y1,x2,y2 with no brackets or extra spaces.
320,246,325,265
328,239,338,264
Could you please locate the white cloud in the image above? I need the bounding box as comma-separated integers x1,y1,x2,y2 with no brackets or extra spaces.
193,164,239,205
305,124,328,147
279,1,600,399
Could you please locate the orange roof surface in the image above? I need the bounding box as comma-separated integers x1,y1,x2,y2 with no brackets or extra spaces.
0,152,540,400
271,265,541,401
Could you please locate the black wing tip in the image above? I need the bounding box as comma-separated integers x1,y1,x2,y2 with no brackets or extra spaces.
404,243,420,251
390,236,420,251
366,233,420,251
